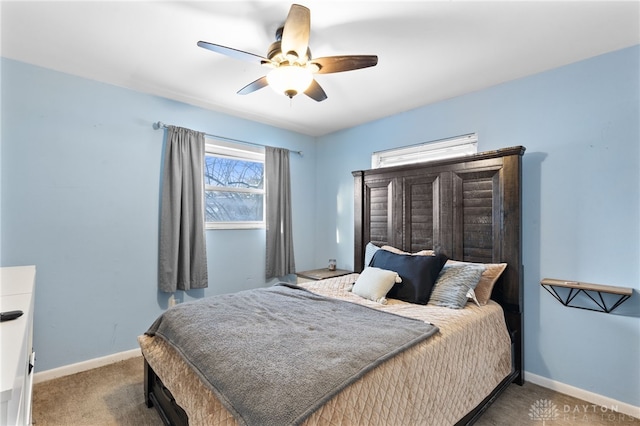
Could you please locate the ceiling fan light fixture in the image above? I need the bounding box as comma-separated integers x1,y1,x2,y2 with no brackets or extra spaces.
266,65,313,98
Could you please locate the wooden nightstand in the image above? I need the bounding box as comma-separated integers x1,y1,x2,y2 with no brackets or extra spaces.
296,268,353,283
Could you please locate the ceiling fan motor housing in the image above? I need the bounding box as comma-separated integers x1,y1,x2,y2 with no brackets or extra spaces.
268,41,311,65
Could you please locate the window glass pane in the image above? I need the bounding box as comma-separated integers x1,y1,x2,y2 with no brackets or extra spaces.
205,156,264,189
205,191,264,222
371,133,477,168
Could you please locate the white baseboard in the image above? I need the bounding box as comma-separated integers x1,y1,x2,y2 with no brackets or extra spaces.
33,348,141,384
525,371,640,419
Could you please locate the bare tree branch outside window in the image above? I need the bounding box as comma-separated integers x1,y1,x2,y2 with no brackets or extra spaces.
204,155,265,224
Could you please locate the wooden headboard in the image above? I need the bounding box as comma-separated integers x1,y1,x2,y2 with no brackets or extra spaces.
352,145,525,385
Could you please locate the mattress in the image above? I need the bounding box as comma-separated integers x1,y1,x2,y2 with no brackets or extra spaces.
138,273,512,425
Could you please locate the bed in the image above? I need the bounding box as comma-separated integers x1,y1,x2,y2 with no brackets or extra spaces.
139,145,525,425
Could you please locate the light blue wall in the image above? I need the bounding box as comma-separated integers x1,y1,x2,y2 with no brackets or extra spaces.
316,45,640,407
0,58,316,370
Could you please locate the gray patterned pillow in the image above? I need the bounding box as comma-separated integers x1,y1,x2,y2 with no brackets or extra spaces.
429,264,485,309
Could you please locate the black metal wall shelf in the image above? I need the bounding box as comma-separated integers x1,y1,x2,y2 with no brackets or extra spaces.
540,278,633,314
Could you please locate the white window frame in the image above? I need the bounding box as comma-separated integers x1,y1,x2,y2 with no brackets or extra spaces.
371,133,478,169
204,138,266,230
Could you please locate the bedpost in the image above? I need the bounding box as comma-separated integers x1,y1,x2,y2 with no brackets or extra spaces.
144,359,154,408
353,170,365,272
500,149,525,385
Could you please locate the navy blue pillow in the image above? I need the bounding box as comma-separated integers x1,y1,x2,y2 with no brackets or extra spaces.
369,250,448,305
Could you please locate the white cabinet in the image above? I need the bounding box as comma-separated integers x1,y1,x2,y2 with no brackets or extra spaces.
1,266,36,426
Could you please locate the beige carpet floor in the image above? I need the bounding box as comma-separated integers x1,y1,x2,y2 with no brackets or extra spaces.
32,356,638,425
33,357,160,426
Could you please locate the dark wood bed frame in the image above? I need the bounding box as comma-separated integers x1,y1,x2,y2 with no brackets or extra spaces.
144,145,526,425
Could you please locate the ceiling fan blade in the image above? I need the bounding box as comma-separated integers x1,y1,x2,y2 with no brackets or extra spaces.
281,4,310,61
238,76,269,95
304,79,327,102
311,55,378,74
197,41,269,64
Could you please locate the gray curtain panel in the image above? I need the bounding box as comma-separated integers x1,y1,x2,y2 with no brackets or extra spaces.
265,146,296,279
158,126,208,292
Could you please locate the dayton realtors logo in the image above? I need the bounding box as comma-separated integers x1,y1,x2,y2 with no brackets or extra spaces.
529,399,638,423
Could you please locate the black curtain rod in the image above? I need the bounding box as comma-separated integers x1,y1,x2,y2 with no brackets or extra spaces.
153,121,303,156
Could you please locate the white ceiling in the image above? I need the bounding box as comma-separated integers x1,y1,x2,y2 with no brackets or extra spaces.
2,1,639,137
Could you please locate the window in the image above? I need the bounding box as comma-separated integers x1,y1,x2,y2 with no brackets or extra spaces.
204,139,265,229
371,133,478,169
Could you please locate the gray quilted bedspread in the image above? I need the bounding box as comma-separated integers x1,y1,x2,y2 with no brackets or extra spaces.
145,283,439,426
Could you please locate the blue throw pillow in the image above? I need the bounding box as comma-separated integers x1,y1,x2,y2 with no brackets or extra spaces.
363,242,381,267
370,249,448,304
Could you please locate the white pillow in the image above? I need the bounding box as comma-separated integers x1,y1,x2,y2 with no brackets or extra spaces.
352,267,402,304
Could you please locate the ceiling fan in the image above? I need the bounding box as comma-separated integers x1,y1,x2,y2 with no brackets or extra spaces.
197,4,378,102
